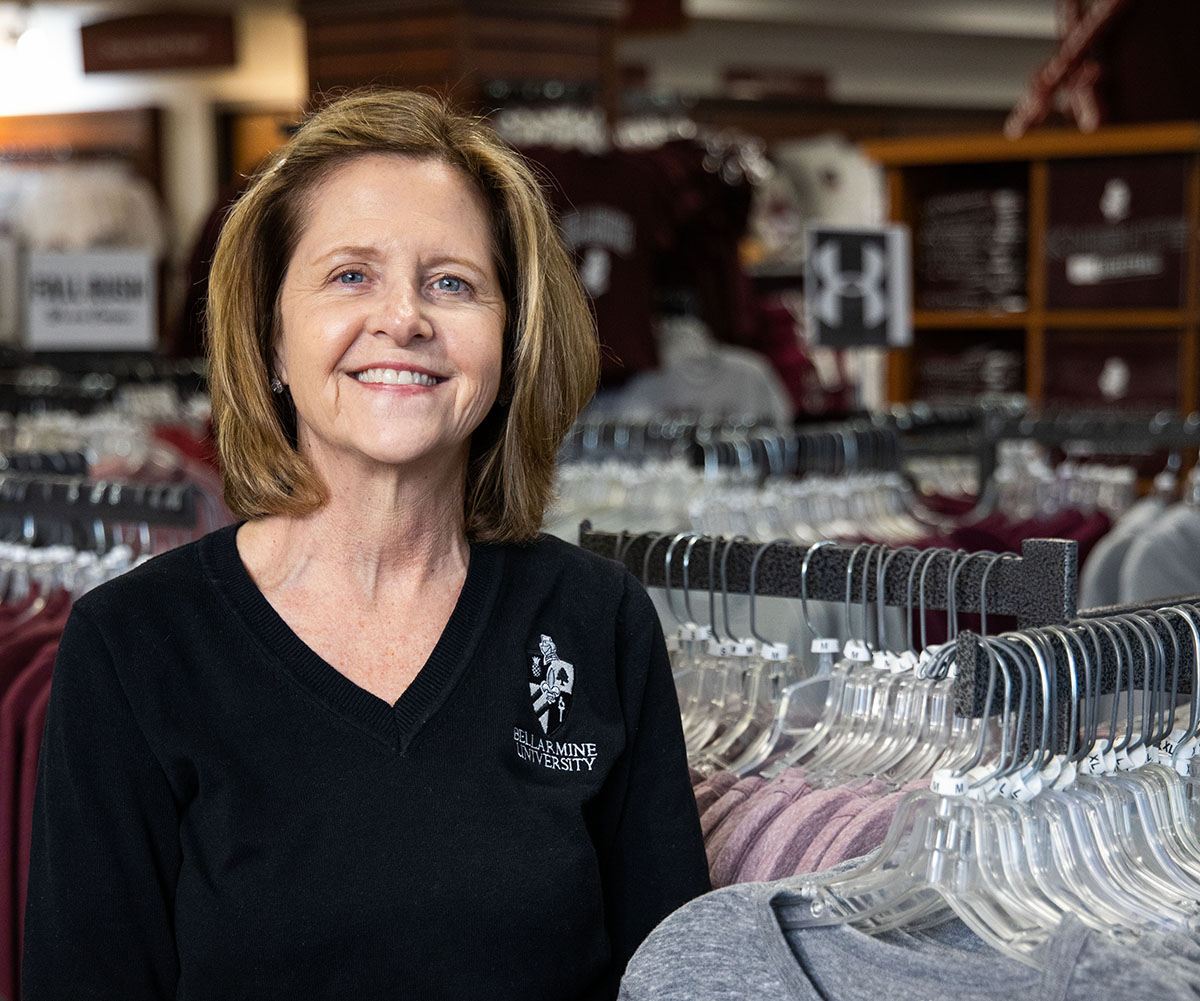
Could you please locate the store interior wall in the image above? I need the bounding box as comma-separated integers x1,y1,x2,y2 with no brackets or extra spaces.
0,0,1053,264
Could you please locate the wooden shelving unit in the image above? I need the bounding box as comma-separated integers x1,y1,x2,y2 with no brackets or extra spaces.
865,121,1200,413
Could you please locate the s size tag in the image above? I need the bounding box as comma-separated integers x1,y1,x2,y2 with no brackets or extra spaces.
679,623,699,642
707,638,731,658
665,635,681,653
811,638,840,655
761,642,789,662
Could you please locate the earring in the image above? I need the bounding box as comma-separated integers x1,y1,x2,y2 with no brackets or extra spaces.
270,376,284,394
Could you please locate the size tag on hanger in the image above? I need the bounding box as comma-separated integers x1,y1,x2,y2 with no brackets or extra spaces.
1081,741,1117,776
811,638,840,655
993,774,1023,801
897,650,920,673
760,642,789,662
1052,758,1077,791
843,640,872,662
930,769,967,797
665,635,681,653
734,638,758,658
1015,766,1044,800
964,765,994,802
1115,735,1149,772
706,638,733,658
1038,754,1063,784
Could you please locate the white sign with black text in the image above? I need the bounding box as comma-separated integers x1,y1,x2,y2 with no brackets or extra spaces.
26,250,156,350
804,224,911,349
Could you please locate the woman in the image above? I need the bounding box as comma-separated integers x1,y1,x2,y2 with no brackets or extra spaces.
23,90,710,1000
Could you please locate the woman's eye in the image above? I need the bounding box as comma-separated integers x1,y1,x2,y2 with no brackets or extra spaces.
434,275,467,293
336,270,365,285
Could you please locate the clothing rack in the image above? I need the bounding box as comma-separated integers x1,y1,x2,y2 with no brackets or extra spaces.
953,591,1200,755
578,525,1077,628
563,418,902,477
0,472,197,529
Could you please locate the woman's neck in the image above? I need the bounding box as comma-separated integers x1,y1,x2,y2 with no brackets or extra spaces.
240,451,472,603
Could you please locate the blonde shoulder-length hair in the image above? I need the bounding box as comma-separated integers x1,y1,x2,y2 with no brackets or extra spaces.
207,88,598,543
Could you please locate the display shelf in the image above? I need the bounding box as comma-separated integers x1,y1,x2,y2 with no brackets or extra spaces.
913,310,1029,329
863,121,1200,412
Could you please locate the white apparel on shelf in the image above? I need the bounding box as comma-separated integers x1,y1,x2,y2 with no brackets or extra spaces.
770,134,885,230
1078,490,1168,609
588,316,793,426
11,164,165,253
1118,501,1200,604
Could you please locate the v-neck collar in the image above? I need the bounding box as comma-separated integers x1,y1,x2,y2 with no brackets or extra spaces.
201,522,504,752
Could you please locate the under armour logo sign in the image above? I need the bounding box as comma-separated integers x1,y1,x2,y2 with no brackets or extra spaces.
803,225,911,349
810,240,888,329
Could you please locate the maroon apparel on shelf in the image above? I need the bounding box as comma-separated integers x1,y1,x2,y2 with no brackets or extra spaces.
0,644,55,1001
699,775,766,840
795,794,872,874
693,770,740,814
708,769,812,887
522,146,679,386
737,785,863,884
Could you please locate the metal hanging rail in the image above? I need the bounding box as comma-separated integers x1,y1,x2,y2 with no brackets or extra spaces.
579,525,1077,628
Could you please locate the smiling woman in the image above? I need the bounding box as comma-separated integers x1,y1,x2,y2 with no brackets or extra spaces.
22,89,711,1001
273,154,506,483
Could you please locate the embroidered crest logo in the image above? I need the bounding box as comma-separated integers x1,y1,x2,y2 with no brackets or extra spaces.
529,633,575,736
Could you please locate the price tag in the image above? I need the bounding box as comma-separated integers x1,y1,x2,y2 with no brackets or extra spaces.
930,769,967,797
811,638,840,655
760,642,789,662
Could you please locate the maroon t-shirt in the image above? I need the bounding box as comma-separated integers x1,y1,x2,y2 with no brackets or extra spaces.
523,146,679,386
0,645,55,1000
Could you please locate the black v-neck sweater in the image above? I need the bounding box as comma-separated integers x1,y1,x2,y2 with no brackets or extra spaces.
23,525,710,1000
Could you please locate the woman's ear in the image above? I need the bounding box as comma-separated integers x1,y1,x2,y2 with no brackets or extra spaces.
272,344,289,387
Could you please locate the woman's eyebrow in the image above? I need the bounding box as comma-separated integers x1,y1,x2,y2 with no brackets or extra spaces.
313,244,380,265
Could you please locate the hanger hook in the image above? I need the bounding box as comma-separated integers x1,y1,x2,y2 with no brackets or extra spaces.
749,538,790,644
720,535,749,641
800,540,836,640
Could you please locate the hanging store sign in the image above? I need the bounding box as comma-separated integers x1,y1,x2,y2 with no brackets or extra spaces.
81,13,236,74
804,224,911,349
25,251,157,350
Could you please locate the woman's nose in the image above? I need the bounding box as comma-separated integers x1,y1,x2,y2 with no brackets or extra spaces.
372,282,433,344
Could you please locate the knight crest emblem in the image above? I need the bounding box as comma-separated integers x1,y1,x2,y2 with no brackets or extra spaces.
529,633,574,736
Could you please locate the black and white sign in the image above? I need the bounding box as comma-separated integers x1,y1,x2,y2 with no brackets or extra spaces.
26,250,156,350
804,225,911,348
